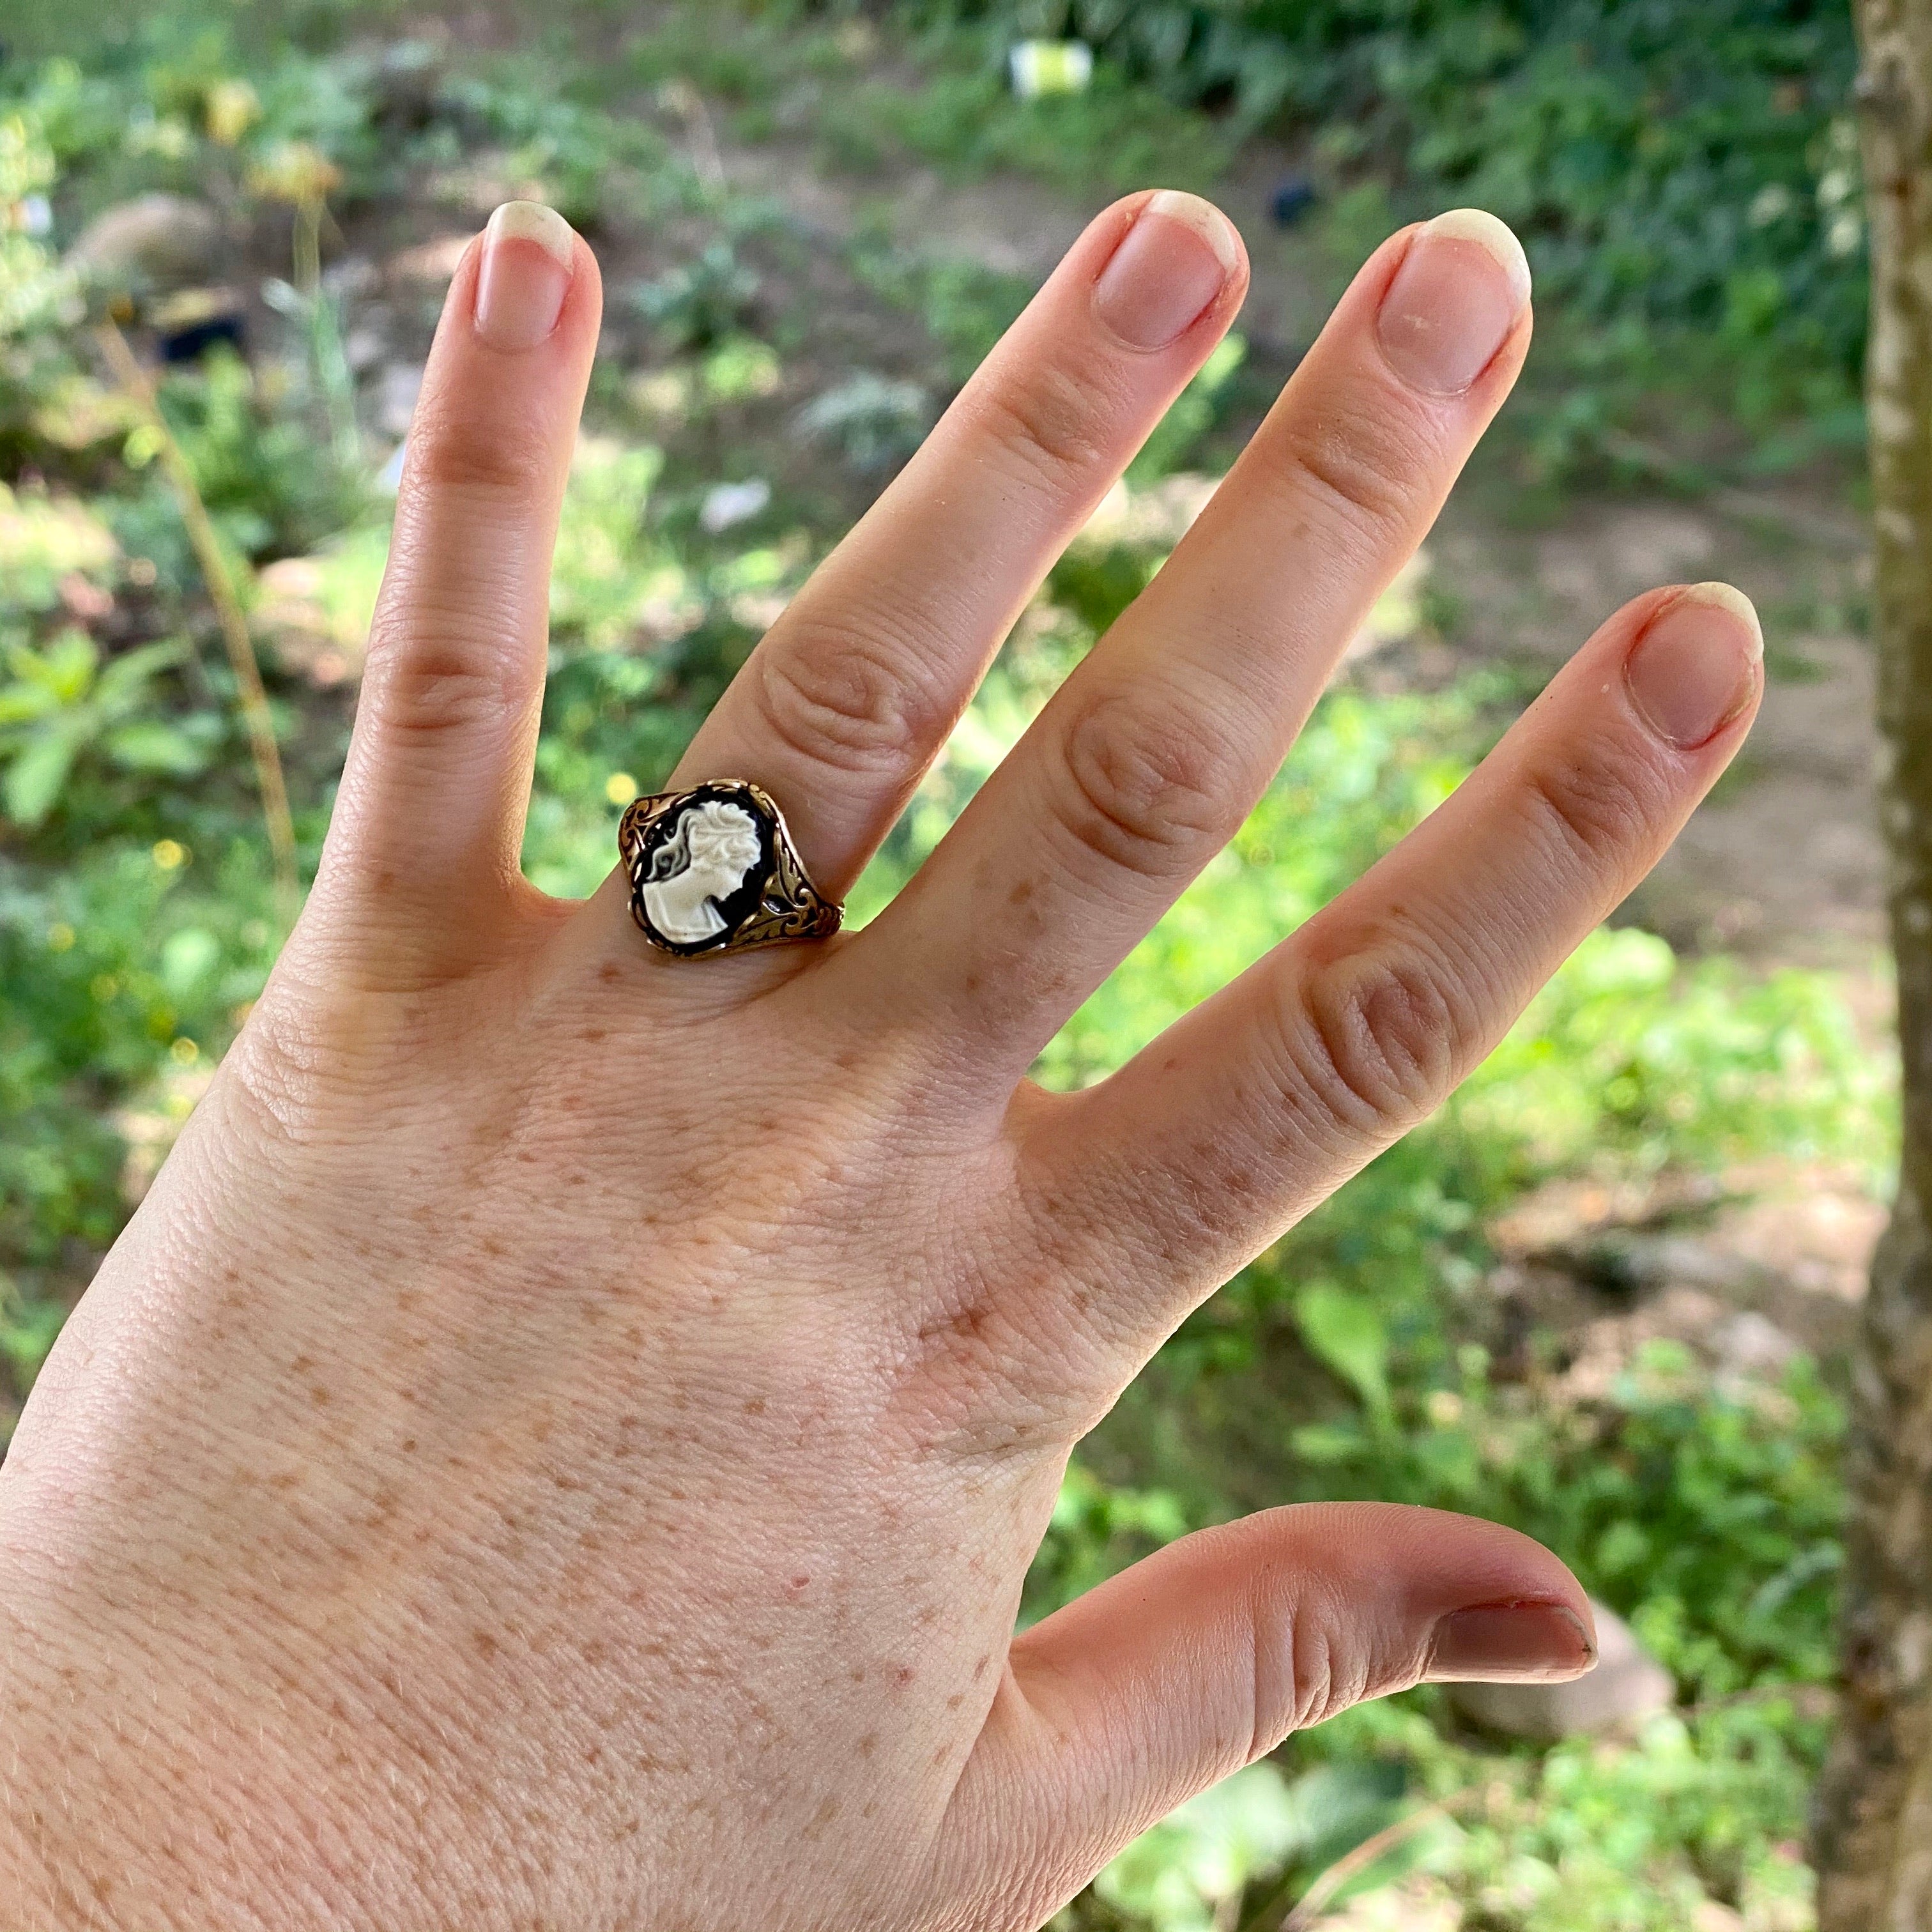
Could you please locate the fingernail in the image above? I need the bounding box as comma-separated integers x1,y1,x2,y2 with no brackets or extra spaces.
1376,208,1531,396
1623,583,1763,749
1426,1600,1597,1683
1092,190,1241,351
474,201,576,353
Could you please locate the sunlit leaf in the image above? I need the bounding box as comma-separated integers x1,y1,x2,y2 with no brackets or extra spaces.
4,724,80,825
1295,1283,1392,1414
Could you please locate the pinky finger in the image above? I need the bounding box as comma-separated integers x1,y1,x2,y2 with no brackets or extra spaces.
1022,581,1763,1334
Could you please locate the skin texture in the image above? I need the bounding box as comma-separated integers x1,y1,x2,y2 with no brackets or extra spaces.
0,194,1763,1930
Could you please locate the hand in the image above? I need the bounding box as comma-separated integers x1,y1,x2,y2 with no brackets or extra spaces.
0,193,1761,1930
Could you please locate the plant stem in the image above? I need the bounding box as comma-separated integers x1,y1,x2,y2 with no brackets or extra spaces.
1240,1786,1485,1932
95,318,300,926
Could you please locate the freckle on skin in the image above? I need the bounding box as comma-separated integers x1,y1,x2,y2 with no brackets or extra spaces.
744,1397,766,1414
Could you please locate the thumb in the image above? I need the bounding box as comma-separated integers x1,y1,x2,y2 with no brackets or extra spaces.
946,1503,1594,1927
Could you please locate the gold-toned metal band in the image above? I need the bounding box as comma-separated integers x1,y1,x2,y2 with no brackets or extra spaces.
618,779,841,958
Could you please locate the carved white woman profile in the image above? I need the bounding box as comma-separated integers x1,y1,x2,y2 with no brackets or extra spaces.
639,798,765,944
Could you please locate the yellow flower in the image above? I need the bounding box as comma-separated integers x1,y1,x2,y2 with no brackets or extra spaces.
247,141,344,207
204,79,261,148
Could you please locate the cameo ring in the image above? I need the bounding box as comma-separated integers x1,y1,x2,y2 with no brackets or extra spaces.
619,779,842,957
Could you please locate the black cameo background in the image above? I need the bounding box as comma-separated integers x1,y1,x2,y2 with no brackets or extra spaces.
627,780,778,955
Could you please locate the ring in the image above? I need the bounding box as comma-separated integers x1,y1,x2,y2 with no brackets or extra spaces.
618,779,842,957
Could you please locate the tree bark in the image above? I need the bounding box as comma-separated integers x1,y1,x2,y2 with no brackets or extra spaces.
1816,5,1932,1924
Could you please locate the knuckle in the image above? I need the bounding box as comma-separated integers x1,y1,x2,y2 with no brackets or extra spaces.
1050,685,1250,883
362,630,524,740
1282,1603,1371,1735
1518,742,1659,883
1273,400,1424,544
969,358,1121,496
751,615,947,777
217,983,369,1147
1284,935,1469,1133
405,398,553,503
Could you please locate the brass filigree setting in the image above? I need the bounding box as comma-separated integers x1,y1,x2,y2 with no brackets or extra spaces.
618,779,841,958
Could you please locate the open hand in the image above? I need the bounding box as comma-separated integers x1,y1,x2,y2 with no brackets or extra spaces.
0,192,1762,1929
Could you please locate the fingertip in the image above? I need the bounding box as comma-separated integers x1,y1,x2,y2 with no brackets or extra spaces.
1623,581,1764,751
1676,579,1764,661
1422,207,1532,313
1142,189,1246,280
1092,188,1246,351
1425,1598,1598,1684
474,201,578,353
1376,208,1533,395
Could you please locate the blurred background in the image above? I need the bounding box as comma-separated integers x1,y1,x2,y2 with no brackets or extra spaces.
0,3,1890,1926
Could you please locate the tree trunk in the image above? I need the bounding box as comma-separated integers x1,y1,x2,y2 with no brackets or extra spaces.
1816,5,1932,1924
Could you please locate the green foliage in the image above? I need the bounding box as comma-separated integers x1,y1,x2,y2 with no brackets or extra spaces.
0,631,206,824
1092,1760,1408,1931
0,113,67,338
793,370,935,470
849,224,1036,383
1126,332,1245,485
910,0,1866,473
843,52,1236,193
634,238,763,350
1,839,277,1271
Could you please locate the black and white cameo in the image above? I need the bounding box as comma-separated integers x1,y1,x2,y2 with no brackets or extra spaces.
631,786,775,953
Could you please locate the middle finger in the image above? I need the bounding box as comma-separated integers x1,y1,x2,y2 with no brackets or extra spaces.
653,190,1248,904
863,210,1532,1085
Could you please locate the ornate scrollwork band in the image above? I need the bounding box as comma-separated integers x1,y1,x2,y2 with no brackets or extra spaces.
618,779,842,958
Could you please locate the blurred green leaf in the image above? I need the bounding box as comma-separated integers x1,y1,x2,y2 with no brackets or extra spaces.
1296,1284,1392,1414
